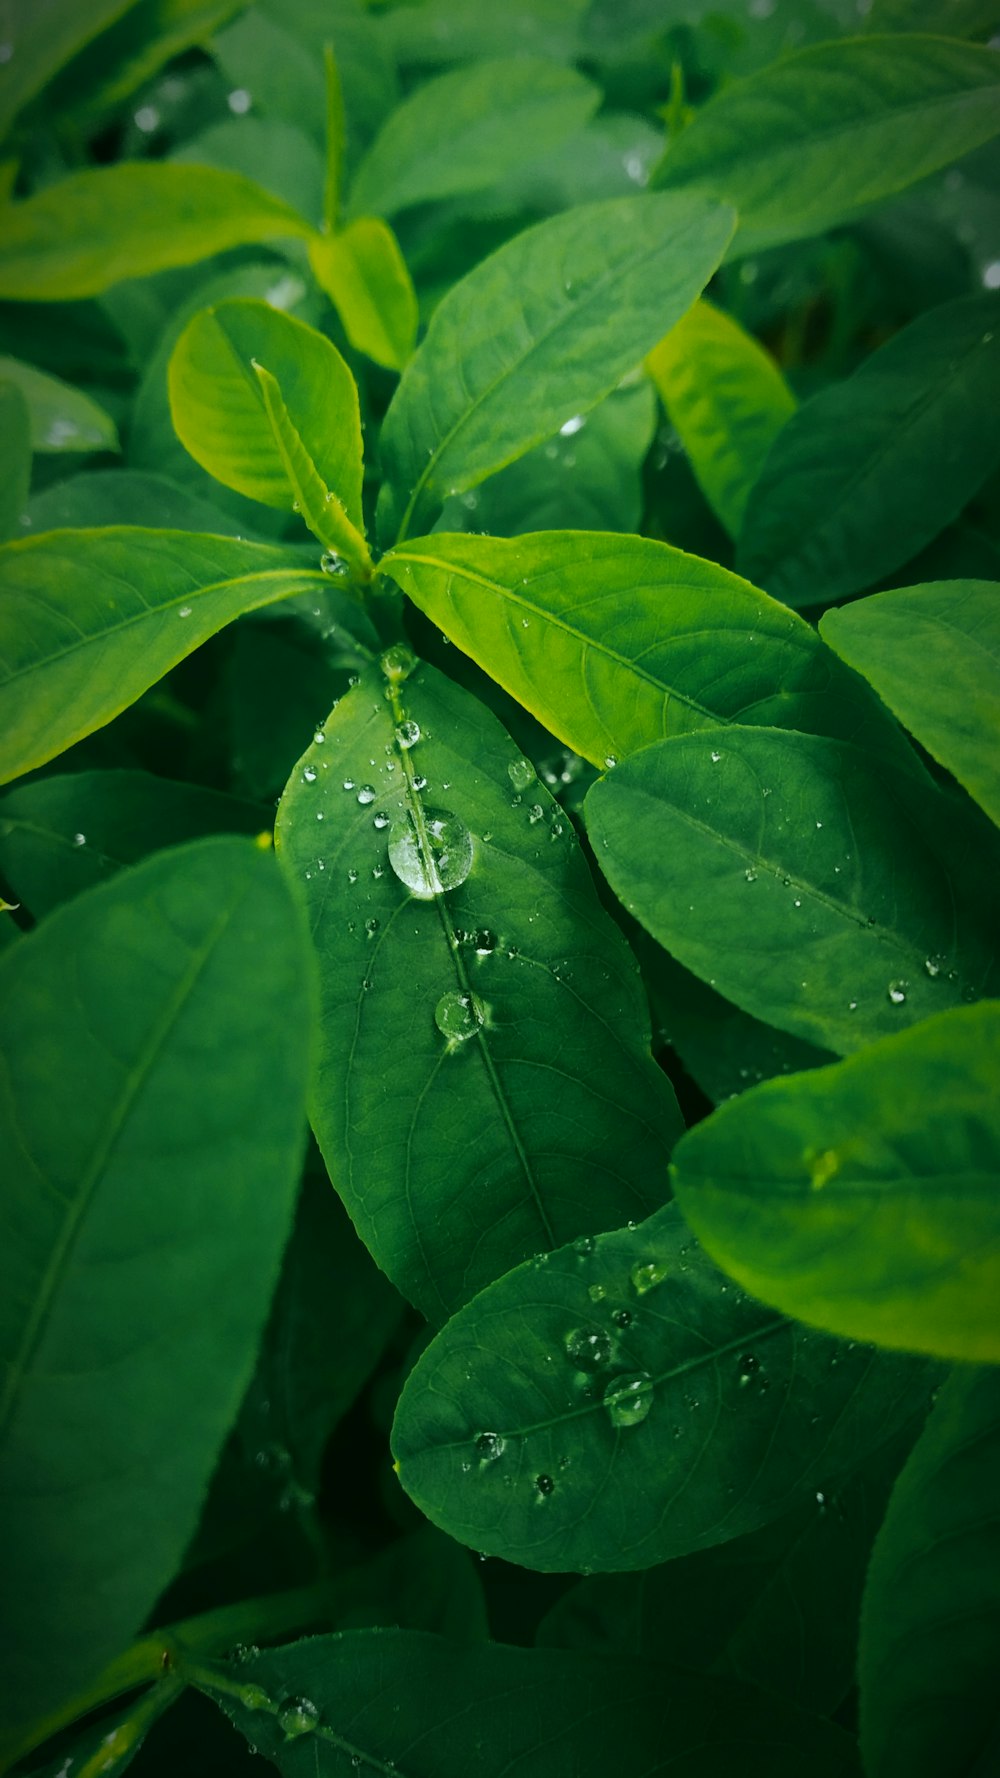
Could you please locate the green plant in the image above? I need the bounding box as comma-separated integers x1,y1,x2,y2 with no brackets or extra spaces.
1,2,999,1774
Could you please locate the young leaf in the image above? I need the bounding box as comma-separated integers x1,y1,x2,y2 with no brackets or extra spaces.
655,35,1000,254
0,528,325,784
860,1365,1000,1778
0,0,137,141
308,217,418,371
347,57,599,218
737,295,1000,607
0,837,314,1751
275,655,681,1324
0,381,30,544
376,192,736,544
585,726,1000,1057
645,299,796,537
382,530,919,770
392,1200,931,1572
194,1627,863,1776
821,579,1000,830
670,1002,1000,1363
0,163,312,300
0,354,119,453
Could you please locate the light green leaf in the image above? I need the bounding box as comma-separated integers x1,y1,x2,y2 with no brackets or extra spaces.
276,654,681,1324
348,57,599,219
392,1200,931,1572
382,530,919,770
167,298,365,533
308,217,418,371
0,837,314,1751
584,726,1000,1057
195,1627,862,1776
0,381,30,543
0,528,326,784
252,362,371,570
376,192,735,544
322,42,346,232
0,0,138,141
0,354,119,453
671,1002,1000,1362
860,1365,1000,1778
655,36,1000,254
821,580,1000,830
646,299,795,537
738,296,1000,607
0,163,312,301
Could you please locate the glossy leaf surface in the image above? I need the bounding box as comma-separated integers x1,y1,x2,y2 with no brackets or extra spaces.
0,381,30,544
671,1002,1000,1362
276,656,680,1323
308,217,418,371
0,354,119,453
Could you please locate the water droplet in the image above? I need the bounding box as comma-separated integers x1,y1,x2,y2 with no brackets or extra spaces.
535,1473,555,1497
573,1235,595,1257
357,785,375,805
228,86,252,113
508,757,536,793
630,1259,669,1296
313,729,325,744
435,990,486,1046
178,605,192,618
365,917,379,938
603,755,618,770
737,1353,760,1386
72,832,86,847
603,1372,654,1427
473,929,497,955
343,779,356,792
373,812,390,830
710,749,722,763
924,955,945,978
527,803,543,824
588,1282,605,1302
560,414,586,436
564,1327,613,1371
388,808,473,897
315,811,324,821
278,1698,319,1739
239,1684,271,1711
744,867,758,883
302,766,317,783
475,1431,504,1462
395,719,420,749
887,980,908,1005
347,868,358,884
381,643,417,682
611,1308,632,1328
320,551,349,577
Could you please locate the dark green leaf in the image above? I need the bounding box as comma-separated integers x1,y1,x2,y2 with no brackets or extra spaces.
308,217,418,371
585,726,999,1056
0,528,325,784
276,655,680,1323
670,1001,1000,1363
0,0,138,141
392,1201,931,1571
376,192,735,543
860,1365,1000,1778
0,380,30,543
656,36,1000,254
737,296,1000,607
821,579,1000,829
24,469,251,536
0,837,314,1750
0,354,119,453
39,0,244,126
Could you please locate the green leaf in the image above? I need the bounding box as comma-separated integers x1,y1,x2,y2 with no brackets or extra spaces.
322,43,346,233
195,1627,862,1776
860,1365,1000,1778
376,192,735,544
0,163,312,301
275,655,681,1324
24,469,253,536
0,769,268,920
645,299,796,537
655,35,1000,254
171,116,325,220
585,726,1000,1057
737,296,1000,607
0,528,326,784
670,1002,1000,1363
347,57,599,219
392,1200,931,1572
167,299,365,535
0,836,314,1751
0,380,30,544
821,579,1000,830
0,0,139,142
378,0,586,65
308,217,418,371
382,530,918,770
37,0,245,127
0,353,119,453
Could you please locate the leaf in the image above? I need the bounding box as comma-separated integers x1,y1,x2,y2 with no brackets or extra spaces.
670,1002,1000,1363
347,57,599,219
24,469,253,536
0,380,30,543
655,35,1000,255
0,163,312,301
645,299,796,537
275,654,681,1324
382,530,919,770
821,579,1000,830
376,191,735,544
0,836,314,1750
392,1200,931,1573
378,0,586,65
322,43,345,232
171,116,325,220
308,217,418,372
195,1627,863,1776
0,0,138,141
737,295,1000,607
0,769,268,920
860,1365,1000,1778
0,353,119,453
0,528,326,784
585,725,1000,1057
38,0,245,126
167,298,365,534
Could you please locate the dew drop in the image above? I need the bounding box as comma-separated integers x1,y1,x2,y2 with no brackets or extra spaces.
737,1353,760,1386
278,1698,319,1740
508,757,536,793
435,990,487,1046
473,929,497,955
588,1282,606,1303
535,1473,555,1497
356,785,375,805
573,1234,595,1257
527,803,544,824
475,1431,505,1462
603,755,618,770
320,551,348,577
564,1327,613,1371
395,719,420,749
388,808,473,897
924,954,945,978
710,750,722,763
887,980,908,1005
313,729,325,744
178,605,192,618
611,1308,633,1328
744,867,758,883
380,643,417,682
72,832,86,847
373,812,390,830
603,1372,654,1427
365,917,379,938
302,766,317,783
630,1259,669,1296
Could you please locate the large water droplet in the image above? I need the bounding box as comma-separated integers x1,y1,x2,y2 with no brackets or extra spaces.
395,719,420,749
435,990,486,1046
380,643,417,682
475,1431,505,1462
389,807,473,898
508,756,536,793
278,1698,319,1739
603,1372,654,1427
630,1259,669,1296
564,1327,613,1371
357,785,375,805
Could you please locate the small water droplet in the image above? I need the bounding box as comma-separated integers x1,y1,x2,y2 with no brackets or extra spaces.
573,1235,595,1257
588,1282,606,1303
527,803,543,824
710,749,722,763
357,785,375,805
603,1372,654,1427
313,729,325,744
630,1259,669,1296
373,812,390,830
320,551,349,577
603,756,618,770
178,605,192,618
365,917,379,937
737,1353,760,1386
278,1698,319,1740
611,1307,632,1329
302,766,317,783
380,643,417,682
473,929,497,955
535,1473,555,1497
72,832,86,847
744,867,758,883
395,719,420,749
887,980,908,1005
924,955,945,978
564,1327,613,1371
435,990,487,1046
